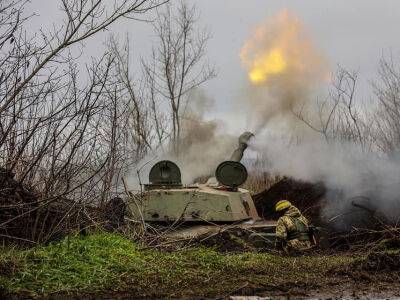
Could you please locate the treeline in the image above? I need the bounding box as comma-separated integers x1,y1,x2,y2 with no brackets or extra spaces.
0,0,214,244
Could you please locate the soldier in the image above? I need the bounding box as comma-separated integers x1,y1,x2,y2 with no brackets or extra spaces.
275,200,312,255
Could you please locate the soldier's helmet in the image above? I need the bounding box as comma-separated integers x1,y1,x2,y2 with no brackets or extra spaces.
275,200,291,212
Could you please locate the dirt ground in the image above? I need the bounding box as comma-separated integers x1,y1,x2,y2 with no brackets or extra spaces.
56,253,400,299
34,282,400,300
17,253,400,299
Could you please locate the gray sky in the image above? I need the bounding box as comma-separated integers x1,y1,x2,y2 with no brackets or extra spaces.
30,0,400,133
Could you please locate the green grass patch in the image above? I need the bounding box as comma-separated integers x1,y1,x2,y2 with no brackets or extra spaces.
0,232,354,298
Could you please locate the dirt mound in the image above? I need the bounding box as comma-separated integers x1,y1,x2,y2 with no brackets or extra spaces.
355,251,400,272
103,197,126,230
252,177,326,224
0,167,106,245
332,250,400,283
0,168,40,244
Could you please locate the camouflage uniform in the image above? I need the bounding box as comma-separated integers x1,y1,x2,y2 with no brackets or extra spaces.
275,205,312,253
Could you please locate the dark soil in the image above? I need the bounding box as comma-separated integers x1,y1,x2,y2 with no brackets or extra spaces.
102,197,126,230
0,167,40,244
19,281,400,300
0,167,122,246
354,251,400,272
252,177,326,224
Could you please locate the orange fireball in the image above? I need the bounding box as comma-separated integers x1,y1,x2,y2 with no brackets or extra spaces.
241,10,327,86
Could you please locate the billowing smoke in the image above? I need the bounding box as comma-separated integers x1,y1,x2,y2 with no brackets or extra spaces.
249,134,400,227
240,10,329,134
172,90,236,183
129,90,236,187
239,10,400,228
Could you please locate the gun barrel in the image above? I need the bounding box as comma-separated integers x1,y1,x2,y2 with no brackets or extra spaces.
229,131,254,162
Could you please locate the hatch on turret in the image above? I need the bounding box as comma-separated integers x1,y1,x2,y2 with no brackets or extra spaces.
144,160,183,191
215,161,248,190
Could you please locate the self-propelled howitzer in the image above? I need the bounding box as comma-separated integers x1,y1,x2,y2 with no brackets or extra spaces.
128,132,276,247
126,132,276,242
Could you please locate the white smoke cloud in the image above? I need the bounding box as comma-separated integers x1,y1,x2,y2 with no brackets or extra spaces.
238,10,400,228
127,89,236,188
249,132,400,227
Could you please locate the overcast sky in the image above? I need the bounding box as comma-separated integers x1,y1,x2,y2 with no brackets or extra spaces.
29,0,400,133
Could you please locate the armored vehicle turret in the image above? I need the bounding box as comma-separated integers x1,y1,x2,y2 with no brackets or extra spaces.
127,132,277,243
128,132,262,222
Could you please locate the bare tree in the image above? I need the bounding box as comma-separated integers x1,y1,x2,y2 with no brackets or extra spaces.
1,0,167,112
372,56,400,156
142,1,216,154
108,36,153,154
293,65,369,149
0,0,167,244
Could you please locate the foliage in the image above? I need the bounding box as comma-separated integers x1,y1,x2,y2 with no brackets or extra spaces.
0,232,354,297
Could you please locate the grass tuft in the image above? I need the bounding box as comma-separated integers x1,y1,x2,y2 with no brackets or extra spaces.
0,232,354,297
